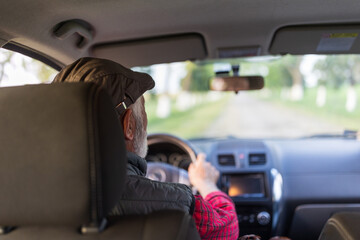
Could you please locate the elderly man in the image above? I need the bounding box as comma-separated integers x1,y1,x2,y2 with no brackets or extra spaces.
53,57,239,240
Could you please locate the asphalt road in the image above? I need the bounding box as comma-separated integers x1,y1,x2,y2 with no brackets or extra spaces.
204,93,344,139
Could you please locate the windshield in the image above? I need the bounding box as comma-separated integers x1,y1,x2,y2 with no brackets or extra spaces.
134,55,360,139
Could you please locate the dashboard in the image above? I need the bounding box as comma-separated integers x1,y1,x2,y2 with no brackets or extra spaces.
147,135,360,240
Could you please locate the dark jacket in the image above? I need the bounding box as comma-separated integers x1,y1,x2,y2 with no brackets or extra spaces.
111,152,195,216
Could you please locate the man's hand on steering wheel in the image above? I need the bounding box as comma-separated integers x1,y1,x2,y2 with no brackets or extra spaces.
188,153,220,198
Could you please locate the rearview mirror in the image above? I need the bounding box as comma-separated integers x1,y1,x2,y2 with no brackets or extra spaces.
210,76,264,92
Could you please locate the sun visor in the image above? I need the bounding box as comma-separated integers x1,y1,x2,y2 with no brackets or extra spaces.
92,33,207,67
269,25,360,55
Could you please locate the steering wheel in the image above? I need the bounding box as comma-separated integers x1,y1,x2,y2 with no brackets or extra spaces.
145,133,197,186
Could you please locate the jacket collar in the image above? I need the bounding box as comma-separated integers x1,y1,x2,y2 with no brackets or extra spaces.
126,151,147,176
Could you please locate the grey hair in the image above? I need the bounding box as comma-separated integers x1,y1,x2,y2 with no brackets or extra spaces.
130,97,143,120
130,97,148,158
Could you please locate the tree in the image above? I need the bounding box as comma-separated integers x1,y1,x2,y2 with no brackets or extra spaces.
181,62,213,92
264,55,304,100
281,55,304,101
313,55,360,89
313,55,360,112
265,60,292,89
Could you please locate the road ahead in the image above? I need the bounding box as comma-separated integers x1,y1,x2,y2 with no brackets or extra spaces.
204,93,344,139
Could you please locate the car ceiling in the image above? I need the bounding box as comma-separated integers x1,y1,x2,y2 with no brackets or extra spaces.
0,0,359,68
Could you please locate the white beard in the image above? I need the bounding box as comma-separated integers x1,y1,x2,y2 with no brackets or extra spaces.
133,112,148,158
131,97,148,159
133,127,148,158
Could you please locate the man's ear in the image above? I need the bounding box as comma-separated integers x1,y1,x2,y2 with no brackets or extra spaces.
121,108,135,141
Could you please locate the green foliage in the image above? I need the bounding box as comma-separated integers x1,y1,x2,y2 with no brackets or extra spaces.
181,62,213,92
314,55,360,88
258,55,303,89
265,60,293,88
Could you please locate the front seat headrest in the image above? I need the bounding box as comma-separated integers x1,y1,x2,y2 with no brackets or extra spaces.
0,83,126,229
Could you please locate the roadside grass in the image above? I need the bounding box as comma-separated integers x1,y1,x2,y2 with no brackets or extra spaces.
254,86,360,131
146,94,230,139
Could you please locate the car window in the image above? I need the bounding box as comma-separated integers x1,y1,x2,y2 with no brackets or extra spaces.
135,55,360,139
0,48,57,87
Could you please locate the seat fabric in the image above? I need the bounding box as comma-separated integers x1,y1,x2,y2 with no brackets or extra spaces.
0,83,200,240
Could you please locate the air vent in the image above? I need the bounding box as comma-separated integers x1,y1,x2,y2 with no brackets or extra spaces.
218,154,235,166
249,153,266,165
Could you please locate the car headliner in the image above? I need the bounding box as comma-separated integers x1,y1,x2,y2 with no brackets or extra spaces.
0,0,359,67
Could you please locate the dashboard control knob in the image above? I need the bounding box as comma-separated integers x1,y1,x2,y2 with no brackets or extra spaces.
257,211,271,225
